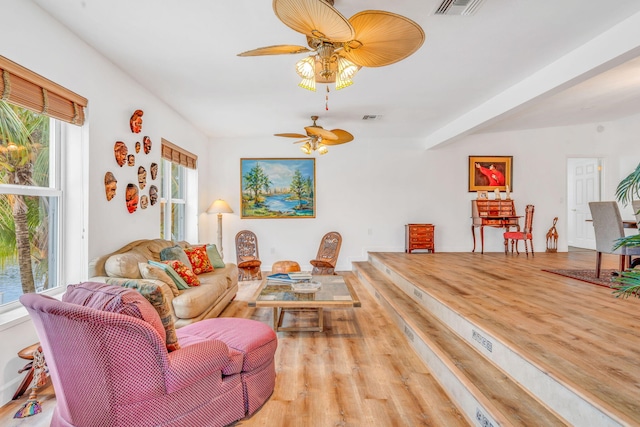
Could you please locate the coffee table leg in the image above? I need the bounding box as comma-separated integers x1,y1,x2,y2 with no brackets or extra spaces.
273,307,279,331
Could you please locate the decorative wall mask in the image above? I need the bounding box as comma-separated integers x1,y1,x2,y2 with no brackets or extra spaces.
130,109,143,133
135,141,141,153
114,141,127,167
150,162,158,180
149,185,158,206
143,136,152,154
104,172,117,201
138,166,147,190
125,183,139,213
140,195,149,209
127,154,135,167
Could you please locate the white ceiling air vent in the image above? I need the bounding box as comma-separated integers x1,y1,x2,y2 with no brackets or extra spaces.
435,0,485,16
362,115,382,120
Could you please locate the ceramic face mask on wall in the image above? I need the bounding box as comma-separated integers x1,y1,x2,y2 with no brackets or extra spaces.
149,185,158,206
125,183,139,213
114,141,127,167
130,109,143,133
138,166,147,190
104,171,117,201
143,136,152,154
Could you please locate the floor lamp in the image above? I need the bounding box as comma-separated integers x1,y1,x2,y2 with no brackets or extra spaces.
207,199,233,260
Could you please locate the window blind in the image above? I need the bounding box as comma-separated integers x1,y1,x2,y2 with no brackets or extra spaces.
0,56,87,126
161,138,197,169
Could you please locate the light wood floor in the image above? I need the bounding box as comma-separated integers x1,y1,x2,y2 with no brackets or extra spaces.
2,250,637,426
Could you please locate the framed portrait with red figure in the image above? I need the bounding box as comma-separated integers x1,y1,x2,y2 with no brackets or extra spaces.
469,156,512,192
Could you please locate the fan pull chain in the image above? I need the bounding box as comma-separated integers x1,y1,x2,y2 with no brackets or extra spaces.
325,85,329,111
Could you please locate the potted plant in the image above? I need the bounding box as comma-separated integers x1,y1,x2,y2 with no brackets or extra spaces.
612,162,640,297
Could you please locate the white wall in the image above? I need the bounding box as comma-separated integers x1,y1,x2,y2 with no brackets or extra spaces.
205,116,640,268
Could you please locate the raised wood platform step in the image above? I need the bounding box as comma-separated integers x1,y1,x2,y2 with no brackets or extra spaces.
356,252,639,427
353,261,567,427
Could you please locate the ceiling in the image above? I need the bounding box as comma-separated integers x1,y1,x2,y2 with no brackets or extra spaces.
31,0,640,148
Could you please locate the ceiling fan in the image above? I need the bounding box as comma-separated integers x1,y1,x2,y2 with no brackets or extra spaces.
238,0,425,92
275,115,354,155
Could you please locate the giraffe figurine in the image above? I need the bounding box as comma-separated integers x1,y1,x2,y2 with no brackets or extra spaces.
546,217,558,253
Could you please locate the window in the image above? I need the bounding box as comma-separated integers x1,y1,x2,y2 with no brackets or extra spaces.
0,56,87,310
0,106,61,306
160,139,197,241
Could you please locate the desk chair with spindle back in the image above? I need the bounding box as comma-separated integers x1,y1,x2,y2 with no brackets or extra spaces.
503,204,535,256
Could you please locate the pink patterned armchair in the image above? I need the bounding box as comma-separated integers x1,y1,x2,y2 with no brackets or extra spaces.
20,282,277,427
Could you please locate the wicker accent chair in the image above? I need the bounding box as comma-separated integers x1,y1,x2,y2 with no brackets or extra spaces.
310,231,342,275
503,204,535,256
588,201,640,277
20,283,278,427
236,230,262,281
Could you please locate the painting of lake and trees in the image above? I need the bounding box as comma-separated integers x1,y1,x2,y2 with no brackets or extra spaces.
241,158,316,218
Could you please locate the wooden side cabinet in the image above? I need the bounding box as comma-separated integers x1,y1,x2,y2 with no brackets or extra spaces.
405,224,435,253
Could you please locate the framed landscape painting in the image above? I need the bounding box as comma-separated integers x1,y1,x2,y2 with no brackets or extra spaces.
240,158,316,219
469,156,513,192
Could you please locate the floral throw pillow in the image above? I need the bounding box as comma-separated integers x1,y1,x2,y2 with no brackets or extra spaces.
184,245,214,275
162,260,200,286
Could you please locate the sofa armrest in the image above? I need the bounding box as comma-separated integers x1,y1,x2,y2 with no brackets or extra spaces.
164,339,230,393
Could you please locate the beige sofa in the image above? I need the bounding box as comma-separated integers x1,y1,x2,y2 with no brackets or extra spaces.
88,238,238,328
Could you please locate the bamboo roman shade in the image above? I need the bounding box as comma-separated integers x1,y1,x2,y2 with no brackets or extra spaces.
0,56,87,126
161,138,197,169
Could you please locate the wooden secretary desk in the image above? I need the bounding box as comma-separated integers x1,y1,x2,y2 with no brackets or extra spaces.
471,199,520,253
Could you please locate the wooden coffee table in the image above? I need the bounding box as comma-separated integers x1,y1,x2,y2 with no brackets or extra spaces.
248,274,360,332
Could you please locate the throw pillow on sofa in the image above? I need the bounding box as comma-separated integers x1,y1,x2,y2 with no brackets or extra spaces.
184,245,214,274
162,260,201,286
105,252,147,278
148,260,190,290
104,278,181,352
139,262,180,296
160,245,192,270
206,244,226,269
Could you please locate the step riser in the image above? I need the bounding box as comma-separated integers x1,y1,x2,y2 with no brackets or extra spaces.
362,255,623,427
356,268,501,427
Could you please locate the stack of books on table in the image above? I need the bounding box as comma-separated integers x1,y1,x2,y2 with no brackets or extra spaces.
266,271,312,284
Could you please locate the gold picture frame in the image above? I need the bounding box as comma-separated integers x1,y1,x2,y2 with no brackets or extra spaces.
240,158,316,219
469,156,512,192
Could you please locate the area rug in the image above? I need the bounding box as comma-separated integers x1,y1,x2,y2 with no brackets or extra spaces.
542,269,619,289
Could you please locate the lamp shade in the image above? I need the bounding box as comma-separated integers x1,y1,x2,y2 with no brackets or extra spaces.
207,199,233,214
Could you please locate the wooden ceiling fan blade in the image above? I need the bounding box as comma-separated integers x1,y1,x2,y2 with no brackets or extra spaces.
293,138,311,144
275,132,308,138
323,128,354,145
238,45,311,56
342,11,425,67
305,126,338,140
273,0,355,42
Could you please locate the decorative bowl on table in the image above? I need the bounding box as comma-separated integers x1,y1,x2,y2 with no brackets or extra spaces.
291,281,321,293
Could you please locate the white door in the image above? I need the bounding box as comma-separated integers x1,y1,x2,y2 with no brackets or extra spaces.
567,158,601,249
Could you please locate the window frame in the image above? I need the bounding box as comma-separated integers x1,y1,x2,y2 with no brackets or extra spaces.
0,118,63,312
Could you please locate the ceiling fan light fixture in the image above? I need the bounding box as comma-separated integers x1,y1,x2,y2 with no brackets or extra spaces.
336,56,360,90
317,144,329,155
295,56,316,79
300,142,312,154
298,77,317,91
